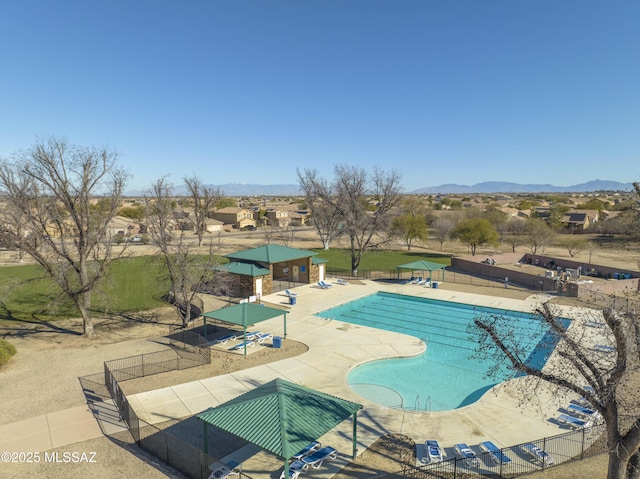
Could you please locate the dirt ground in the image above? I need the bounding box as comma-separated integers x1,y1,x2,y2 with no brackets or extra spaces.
1,230,636,478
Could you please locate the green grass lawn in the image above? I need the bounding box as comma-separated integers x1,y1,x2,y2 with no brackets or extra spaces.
0,256,169,323
0,249,450,323
311,248,451,270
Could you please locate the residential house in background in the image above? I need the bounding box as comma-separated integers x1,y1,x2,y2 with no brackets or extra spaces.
561,210,600,232
204,218,224,233
264,208,289,227
211,207,256,229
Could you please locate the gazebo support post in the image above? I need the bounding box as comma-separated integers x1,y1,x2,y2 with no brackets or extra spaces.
243,325,247,356
203,422,208,455
352,411,358,459
283,312,287,338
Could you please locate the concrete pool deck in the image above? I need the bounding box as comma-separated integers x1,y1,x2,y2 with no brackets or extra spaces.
126,280,602,478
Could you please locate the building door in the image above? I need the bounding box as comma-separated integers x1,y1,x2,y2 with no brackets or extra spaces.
255,278,263,297
292,266,299,282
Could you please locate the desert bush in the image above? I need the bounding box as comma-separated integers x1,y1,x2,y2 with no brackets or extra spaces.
0,339,17,367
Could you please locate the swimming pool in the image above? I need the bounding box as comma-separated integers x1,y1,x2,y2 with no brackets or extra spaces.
316,292,569,412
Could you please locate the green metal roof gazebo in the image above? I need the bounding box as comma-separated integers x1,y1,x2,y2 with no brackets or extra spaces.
214,261,271,277
396,260,447,282
225,244,318,264
197,378,362,476
202,303,288,355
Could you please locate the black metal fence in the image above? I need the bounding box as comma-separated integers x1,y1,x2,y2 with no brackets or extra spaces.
92,328,254,479
577,288,640,315
326,267,528,291
137,420,253,479
379,425,607,479
326,267,398,281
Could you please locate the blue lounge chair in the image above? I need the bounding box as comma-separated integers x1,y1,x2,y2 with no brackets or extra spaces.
593,344,616,353
479,441,511,465
425,440,443,463
567,403,600,420
423,279,431,287
285,289,298,297
292,441,321,460
404,276,416,284
586,321,606,328
521,443,554,465
558,413,591,429
336,278,350,285
412,276,423,284
454,443,479,468
318,281,333,289
232,340,256,351
301,446,338,469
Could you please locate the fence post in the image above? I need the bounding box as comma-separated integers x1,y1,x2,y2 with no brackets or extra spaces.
581,427,586,460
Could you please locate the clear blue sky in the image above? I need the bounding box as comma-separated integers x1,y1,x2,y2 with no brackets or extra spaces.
1,0,639,192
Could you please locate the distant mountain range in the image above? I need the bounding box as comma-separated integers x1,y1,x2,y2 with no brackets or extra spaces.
410,180,634,194
124,180,633,197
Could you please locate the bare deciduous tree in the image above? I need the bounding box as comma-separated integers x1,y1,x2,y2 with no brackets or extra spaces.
261,225,278,244
301,165,402,274
506,218,527,253
0,137,128,337
278,224,298,247
183,176,223,247
431,214,458,251
145,177,228,327
473,298,640,479
297,168,343,250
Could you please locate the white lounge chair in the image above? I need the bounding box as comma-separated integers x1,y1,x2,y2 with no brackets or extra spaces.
454,443,479,468
232,340,256,351
241,331,261,340
279,459,307,479
412,276,423,284
255,332,273,344
318,281,333,289
285,290,298,297
215,333,239,344
208,460,241,479
336,278,350,285
301,446,338,469
479,441,511,465
404,276,416,284
423,279,431,287
425,440,443,463
520,442,554,465
558,413,591,429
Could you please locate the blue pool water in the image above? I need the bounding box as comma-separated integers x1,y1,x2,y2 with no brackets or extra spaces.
316,292,569,412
